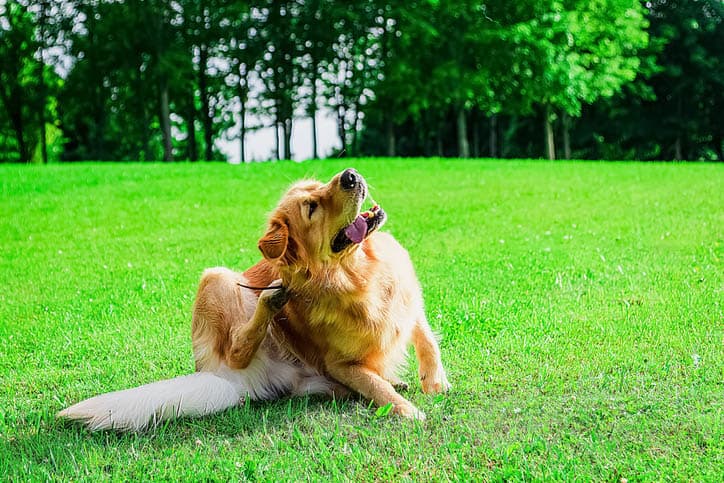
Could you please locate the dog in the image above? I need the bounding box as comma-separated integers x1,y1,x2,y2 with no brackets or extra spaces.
59,168,449,430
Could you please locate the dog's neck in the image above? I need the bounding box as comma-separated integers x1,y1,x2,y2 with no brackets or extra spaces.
281,242,375,297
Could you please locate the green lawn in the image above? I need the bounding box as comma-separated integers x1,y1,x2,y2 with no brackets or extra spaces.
1,160,722,481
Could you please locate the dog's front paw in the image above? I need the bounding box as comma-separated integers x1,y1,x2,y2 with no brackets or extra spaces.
392,401,426,420
420,368,451,394
259,279,288,312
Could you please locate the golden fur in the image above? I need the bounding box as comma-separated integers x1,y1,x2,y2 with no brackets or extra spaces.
59,168,449,430
193,168,450,418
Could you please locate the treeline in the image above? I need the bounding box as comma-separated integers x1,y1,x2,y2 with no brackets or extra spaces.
1,0,722,163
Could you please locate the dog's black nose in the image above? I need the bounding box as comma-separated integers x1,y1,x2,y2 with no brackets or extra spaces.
340,168,358,190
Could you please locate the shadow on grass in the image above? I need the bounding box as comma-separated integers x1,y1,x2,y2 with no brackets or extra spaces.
2,394,365,471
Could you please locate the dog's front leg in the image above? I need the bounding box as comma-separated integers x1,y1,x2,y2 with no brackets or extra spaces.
326,363,425,420
412,317,451,394
227,283,288,369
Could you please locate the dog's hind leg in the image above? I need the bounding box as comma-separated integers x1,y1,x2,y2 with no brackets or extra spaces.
192,267,259,372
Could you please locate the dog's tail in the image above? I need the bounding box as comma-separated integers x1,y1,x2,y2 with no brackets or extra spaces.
57,371,246,431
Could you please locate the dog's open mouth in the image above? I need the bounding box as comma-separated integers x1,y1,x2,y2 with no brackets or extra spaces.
332,205,386,253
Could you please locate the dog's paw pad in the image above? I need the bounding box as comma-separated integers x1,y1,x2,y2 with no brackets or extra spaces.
259,280,288,311
392,380,410,392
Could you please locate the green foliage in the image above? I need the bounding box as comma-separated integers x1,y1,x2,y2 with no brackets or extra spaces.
0,1,42,162
569,0,724,161
539,0,648,115
1,160,722,479
0,1,67,163
0,1,721,162
375,402,394,417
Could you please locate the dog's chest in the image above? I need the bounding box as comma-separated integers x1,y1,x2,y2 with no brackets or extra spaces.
290,293,393,353
310,295,373,326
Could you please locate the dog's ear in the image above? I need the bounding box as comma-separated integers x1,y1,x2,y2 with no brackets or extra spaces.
258,220,289,260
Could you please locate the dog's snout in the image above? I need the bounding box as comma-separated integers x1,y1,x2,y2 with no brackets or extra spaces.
340,169,358,191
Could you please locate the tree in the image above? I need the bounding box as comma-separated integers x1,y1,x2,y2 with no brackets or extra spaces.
186,1,235,161
319,1,387,157
0,1,40,162
500,0,649,159
297,0,337,159
5,0,720,163
641,0,723,159
220,2,262,163
564,0,722,161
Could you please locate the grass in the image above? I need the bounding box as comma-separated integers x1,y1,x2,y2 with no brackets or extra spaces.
0,159,722,481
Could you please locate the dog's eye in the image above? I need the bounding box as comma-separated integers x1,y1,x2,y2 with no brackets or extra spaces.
307,201,318,218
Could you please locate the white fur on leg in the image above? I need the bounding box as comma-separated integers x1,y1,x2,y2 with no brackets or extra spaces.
292,375,336,396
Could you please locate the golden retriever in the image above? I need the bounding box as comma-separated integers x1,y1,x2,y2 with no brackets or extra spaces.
59,168,449,430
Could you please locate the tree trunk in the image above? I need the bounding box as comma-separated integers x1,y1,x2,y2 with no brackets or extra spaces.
37,74,48,163
187,105,197,161
336,104,347,156
239,94,246,163
471,110,480,158
502,116,519,158
274,117,281,161
436,119,444,157
10,108,27,163
544,105,555,160
281,121,287,160
17,120,28,163
349,108,360,156
489,114,498,158
674,136,682,161
674,95,683,160
562,111,571,160
39,110,47,164
283,117,292,160
199,44,213,161
14,114,28,163
456,106,470,158
89,24,106,160
420,112,431,156
310,75,318,159
38,0,48,164
0,86,27,163
385,117,395,157
236,70,248,163
159,79,173,162
92,83,106,160
135,65,150,161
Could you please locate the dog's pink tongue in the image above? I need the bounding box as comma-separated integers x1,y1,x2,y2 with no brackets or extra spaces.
344,215,367,244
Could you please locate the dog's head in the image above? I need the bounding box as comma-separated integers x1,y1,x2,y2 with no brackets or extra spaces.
258,168,386,269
